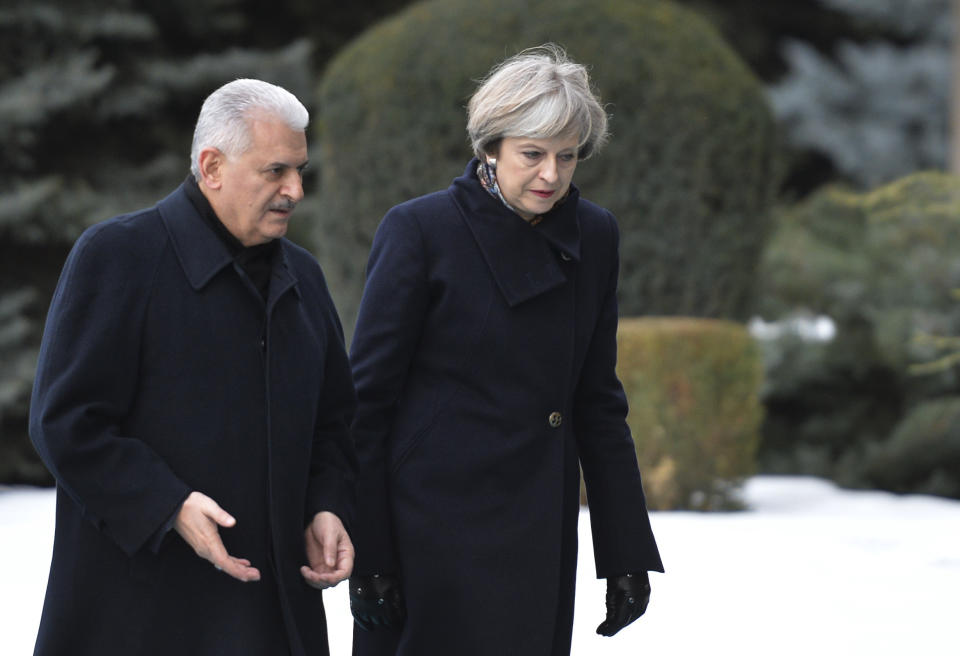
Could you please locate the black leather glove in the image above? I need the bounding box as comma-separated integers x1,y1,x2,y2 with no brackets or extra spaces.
596,571,651,637
349,573,405,632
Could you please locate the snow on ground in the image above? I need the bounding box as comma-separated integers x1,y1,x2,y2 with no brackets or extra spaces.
2,476,958,655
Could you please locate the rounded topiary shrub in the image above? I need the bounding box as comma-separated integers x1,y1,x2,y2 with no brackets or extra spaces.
756,171,960,497
613,317,764,511
314,0,780,334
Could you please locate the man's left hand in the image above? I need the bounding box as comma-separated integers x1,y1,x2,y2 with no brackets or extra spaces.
300,511,354,589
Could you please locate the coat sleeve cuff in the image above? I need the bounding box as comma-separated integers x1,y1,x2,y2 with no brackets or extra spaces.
305,474,356,539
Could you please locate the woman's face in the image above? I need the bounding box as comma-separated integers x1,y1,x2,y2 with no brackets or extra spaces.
490,134,580,221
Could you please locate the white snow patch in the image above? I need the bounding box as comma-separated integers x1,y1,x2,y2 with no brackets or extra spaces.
2,476,958,655
749,315,837,342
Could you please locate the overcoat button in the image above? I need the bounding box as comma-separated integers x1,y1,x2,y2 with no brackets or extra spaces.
560,251,571,261
548,412,562,428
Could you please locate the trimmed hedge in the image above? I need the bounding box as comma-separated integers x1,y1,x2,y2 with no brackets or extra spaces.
314,0,781,335
612,317,764,510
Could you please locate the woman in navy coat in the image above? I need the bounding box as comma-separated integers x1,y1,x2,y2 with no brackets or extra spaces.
348,45,663,656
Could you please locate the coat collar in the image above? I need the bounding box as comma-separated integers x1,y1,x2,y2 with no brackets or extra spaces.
448,159,582,307
157,182,300,304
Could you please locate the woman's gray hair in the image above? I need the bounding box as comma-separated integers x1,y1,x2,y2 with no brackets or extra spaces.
190,78,309,180
467,44,609,161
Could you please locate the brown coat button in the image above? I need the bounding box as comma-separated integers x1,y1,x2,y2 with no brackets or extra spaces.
548,412,562,428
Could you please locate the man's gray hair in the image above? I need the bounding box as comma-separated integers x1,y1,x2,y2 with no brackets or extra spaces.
466,44,609,161
190,78,309,180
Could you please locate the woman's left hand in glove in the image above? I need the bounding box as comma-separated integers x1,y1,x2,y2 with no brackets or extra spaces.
349,573,405,632
596,571,651,637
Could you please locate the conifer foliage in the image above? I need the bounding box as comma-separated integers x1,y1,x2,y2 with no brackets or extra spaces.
0,0,412,484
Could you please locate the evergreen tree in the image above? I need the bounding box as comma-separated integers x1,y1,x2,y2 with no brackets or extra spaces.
766,0,951,189
0,0,414,485
672,0,951,194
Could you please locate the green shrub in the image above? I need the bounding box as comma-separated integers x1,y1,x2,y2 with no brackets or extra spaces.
314,0,781,335
756,171,960,497
760,173,960,367
755,328,903,487
612,317,764,511
864,396,960,498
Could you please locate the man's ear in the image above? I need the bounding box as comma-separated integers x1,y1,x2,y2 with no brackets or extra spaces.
198,147,225,190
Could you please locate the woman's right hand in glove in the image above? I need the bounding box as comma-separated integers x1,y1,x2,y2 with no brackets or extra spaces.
349,573,406,631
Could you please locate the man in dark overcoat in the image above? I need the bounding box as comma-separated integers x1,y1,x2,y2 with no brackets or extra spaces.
28,79,356,655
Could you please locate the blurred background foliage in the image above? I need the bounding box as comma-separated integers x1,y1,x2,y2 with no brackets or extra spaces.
691,0,952,193
315,0,780,333
2,0,959,503
756,172,960,498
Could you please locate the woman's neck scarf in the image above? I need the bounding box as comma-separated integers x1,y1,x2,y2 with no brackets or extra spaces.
476,158,545,226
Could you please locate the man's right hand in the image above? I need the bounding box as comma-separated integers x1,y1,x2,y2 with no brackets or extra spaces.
174,491,260,582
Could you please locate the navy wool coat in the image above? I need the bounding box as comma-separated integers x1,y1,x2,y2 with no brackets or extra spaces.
29,183,357,656
350,161,663,656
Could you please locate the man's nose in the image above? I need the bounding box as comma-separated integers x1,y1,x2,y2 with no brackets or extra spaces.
283,170,305,202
